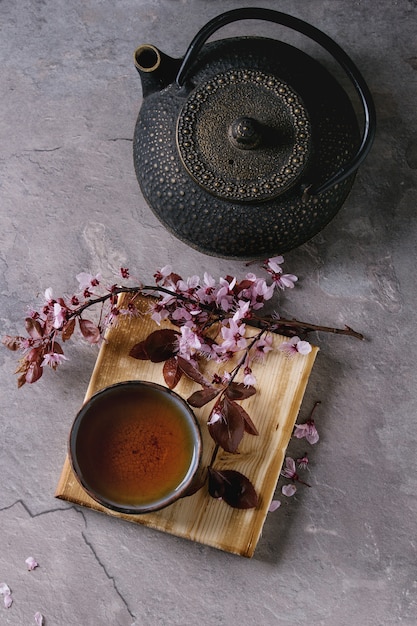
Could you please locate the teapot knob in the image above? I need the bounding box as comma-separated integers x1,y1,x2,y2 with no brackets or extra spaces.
228,117,262,150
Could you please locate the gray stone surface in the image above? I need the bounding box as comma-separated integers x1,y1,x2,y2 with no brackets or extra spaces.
1,0,416,624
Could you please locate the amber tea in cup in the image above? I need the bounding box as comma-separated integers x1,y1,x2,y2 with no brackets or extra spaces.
69,381,202,514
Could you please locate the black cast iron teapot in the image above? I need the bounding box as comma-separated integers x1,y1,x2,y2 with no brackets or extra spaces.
133,8,376,259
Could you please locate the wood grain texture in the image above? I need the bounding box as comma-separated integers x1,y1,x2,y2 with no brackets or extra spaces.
55,294,318,557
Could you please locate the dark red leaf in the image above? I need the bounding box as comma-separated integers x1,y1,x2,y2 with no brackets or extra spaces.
163,357,182,389
165,272,182,285
187,387,220,408
52,341,64,355
177,356,212,387
207,397,244,453
235,279,256,293
25,317,43,339
129,329,179,362
225,382,256,401
25,362,43,384
17,373,27,388
2,335,22,351
207,467,226,499
79,319,101,344
129,339,150,360
242,412,259,436
208,468,258,509
62,318,76,342
25,347,42,363
224,396,259,436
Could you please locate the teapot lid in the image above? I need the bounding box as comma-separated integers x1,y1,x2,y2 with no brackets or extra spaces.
176,68,311,202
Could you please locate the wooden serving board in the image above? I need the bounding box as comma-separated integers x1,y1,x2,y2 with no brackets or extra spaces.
56,294,318,557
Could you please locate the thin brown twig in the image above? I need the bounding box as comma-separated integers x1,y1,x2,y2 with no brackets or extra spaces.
62,285,363,342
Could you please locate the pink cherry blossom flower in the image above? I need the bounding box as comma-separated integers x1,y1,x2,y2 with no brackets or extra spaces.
220,319,247,352
281,483,297,497
154,264,173,283
150,304,169,325
25,556,39,570
281,456,298,479
149,292,175,324
221,371,232,384
297,454,309,469
281,456,311,486
171,306,193,322
41,352,68,369
207,407,224,426
44,287,54,302
176,274,200,296
119,301,140,319
274,273,298,290
266,256,284,273
52,302,67,329
232,300,251,323
294,421,319,444
235,275,264,308
76,272,101,292
243,369,256,387
279,336,312,357
215,276,236,311
196,272,216,303
294,401,320,444
178,326,201,360
151,307,169,325
264,256,298,290
253,335,273,361
250,277,275,309
198,339,217,361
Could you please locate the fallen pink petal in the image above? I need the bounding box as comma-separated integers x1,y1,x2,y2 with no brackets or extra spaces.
282,483,297,497
34,611,44,625
268,499,281,512
0,582,13,608
25,556,39,571
4,593,13,608
0,582,11,595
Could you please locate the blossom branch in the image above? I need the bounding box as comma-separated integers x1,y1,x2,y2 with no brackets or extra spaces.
2,257,364,390
258,316,364,340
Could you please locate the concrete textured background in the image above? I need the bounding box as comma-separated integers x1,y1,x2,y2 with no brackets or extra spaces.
1,1,416,624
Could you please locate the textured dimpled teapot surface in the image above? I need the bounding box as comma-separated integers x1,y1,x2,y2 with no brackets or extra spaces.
176,68,312,202
133,37,360,259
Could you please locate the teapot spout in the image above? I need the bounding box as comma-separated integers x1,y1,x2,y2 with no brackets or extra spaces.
134,45,181,97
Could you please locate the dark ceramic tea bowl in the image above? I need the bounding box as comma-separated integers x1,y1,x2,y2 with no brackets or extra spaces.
69,380,202,514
